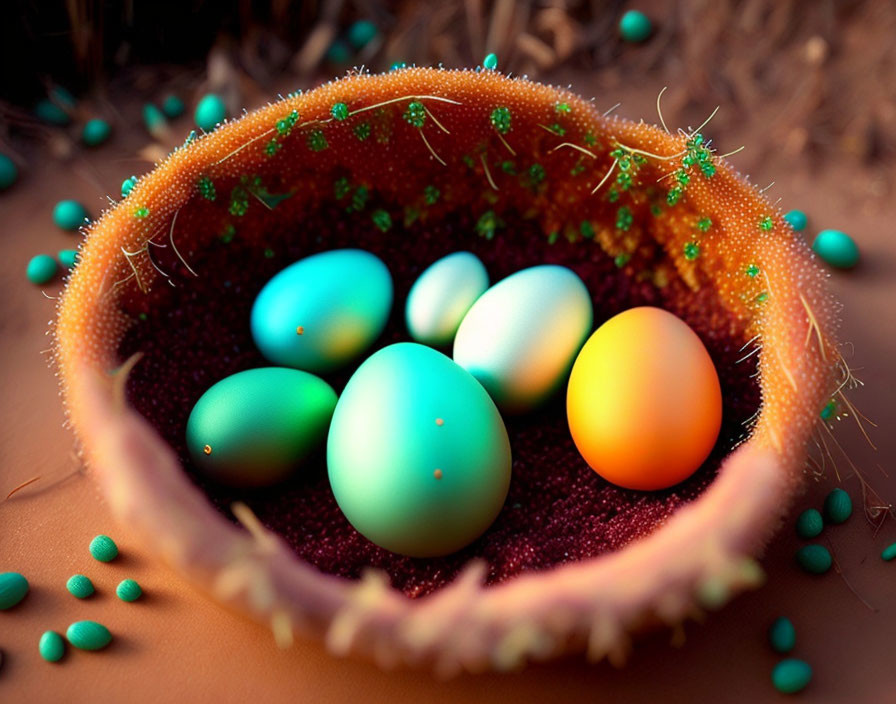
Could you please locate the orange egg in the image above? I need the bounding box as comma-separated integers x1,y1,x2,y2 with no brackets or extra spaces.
566,306,722,491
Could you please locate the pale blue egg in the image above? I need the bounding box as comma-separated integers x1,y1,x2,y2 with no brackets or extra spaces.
453,265,593,412
327,343,511,557
405,251,489,346
251,249,393,373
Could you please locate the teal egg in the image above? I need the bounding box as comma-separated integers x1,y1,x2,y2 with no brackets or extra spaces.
161,94,185,118
81,118,111,147
142,103,167,133
251,249,393,373
784,209,808,231
619,10,653,43
406,251,489,347
812,229,859,269
59,249,79,270
347,20,379,49
35,99,71,126
194,94,227,132
187,367,337,487
53,200,89,231
0,153,18,190
27,255,58,285
453,265,593,412
326,40,352,64
327,343,511,557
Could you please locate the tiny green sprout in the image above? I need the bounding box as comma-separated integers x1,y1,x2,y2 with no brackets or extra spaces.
760,215,774,231
264,139,281,156
583,133,597,146
275,110,299,136
756,291,769,304
138,312,148,321
490,107,511,134
614,253,631,268
697,217,712,232
229,187,249,217
307,129,328,151
403,101,426,128
616,206,633,231
219,225,236,244
334,177,351,200
650,203,663,216
580,221,595,239
746,263,760,278
570,158,586,176
684,241,700,260
547,122,566,136
121,175,138,199
424,185,440,205
667,187,682,206
682,155,696,167
331,102,349,121
525,163,546,189
264,248,275,258
371,209,392,232
820,399,837,421
608,188,620,203
555,102,571,114
616,171,633,190
462,154,475,169
475,210,501,239
198,176,216,201
547,231,559,245
349,186,369,212
501,160,516,174
701,162,716,178
676,170,690,186
354,122,371,141
482,53,498,70
134,206,149,219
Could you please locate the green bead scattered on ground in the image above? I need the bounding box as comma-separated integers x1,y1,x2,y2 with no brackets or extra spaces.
143,103,167,133
0,153,18,190
812,229,859,269
27,255,58,285
0,572,29,609
66,574,95,599
772,659,812,694
768,617,796,653
66,621,112,651
795,544,832,574
784,209,807,231
116,578,142,602
35,99,71,126
89,534,119,562
53,200,89,231
161,94,185,118
81,118,111,146
483,53,498,70
39,631,66,662
121,175,138,199
882,543,896,561
58,249,79,270
619,10,653,43
823,488,852,524
326,40,352,64
194,94,227,132
795,508,823,539
347,20,378,49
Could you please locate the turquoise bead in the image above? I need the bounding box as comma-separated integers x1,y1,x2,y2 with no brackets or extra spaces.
187,367,337,487
0,153,18,190
116,578,143,602
66,574,95,599
795,544,832,574
812,229,859,269
66,621,112,651
89,534,119,562
619,10,653,43
768,617,796,653
328,343,512,557
161,94,185,118
121,175,138,199
0,572,29,609
39,631,66,662
81,118,111,146
27,255,57,285
143,103,167,133
194,94,227,132
251,249,393,373
772,659,812,694
35,99,71,126
823,488,852,524
882,542,896,561
784,209,807,231
795,508,823,539
59,249,79,270
53,200,89,230
347,20,378,49
483,53,498,70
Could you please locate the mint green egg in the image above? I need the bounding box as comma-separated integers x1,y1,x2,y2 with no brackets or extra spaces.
187,367,337,487
812,229,859,269
194,94,227,132
327,343,511,557
453,265,593,412
251,249,393,373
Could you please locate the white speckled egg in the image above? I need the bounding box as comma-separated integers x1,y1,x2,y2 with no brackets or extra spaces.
453,265,593,412
405,252,489,346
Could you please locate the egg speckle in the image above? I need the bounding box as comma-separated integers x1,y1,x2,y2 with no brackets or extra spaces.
566,307,722,491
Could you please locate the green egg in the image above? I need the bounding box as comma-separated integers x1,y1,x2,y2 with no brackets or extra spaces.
347,20,379,49
327,343,512,557
27,255,58,285
35,99,71,126
142,103,167,133
116,578,142,602
66,574,95,599
59,249,79,270
772,658,812,694
89,534,119,562
768,617,796,653
194,94,227,132
823,487,852,524
66,621,112,651
0,572,29,610
812,229,859,269
81,118,111,147
161,94,185,118
251,249,393,373
53,200,89,231
39,631,65,662
187,367,337,487
619,10,653,43
0,153,18,191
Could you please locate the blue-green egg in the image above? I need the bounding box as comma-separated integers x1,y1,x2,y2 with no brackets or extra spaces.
161,94,186,118
327,343,511,557
453,265,593,412
35,99,71,126
251,249,393,373
187,367,337,487
142,103,167,134
0,153,18,191
812,229,859,269
53,200,89,231
194,94,227,132
81,118,111,147
406,251,489,347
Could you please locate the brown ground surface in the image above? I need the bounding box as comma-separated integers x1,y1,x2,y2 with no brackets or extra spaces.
3,9,896,703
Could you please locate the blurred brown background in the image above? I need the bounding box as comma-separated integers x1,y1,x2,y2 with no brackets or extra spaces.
1,1,895,702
